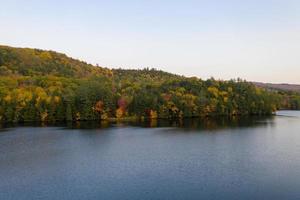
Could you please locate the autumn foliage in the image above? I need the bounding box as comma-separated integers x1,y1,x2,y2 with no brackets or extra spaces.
0,45,299,122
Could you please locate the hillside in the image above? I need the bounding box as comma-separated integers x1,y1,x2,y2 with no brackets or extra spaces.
113,68,182,81
0,45,112,77
0,45,299,122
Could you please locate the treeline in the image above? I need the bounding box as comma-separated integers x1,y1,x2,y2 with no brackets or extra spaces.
277,91,300,110
0,45,298,122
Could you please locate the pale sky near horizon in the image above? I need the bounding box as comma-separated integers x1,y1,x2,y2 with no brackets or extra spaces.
0,0,300,84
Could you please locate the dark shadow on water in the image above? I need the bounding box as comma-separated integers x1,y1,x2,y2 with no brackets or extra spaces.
128,116,275,131
0,115,275,132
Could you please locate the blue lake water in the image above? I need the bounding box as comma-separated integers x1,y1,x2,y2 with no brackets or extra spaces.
0,111,300,200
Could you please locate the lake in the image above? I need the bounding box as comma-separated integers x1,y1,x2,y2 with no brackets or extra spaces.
0,111,300,200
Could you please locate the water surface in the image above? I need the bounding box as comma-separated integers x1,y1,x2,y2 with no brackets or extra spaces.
0,111,300,200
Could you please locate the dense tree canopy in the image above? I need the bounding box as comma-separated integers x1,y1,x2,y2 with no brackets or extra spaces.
0,45,298,122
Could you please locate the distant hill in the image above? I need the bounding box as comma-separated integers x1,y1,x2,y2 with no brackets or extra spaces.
253,82,300,93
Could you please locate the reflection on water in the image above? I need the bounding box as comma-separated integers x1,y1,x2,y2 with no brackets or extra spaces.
0,111,300,200
130,116,274,130
1,115,274,131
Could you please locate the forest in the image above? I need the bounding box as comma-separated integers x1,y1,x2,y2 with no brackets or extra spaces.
0,45,299,122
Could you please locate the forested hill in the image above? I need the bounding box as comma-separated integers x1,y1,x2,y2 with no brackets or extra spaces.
0,45,299,122
0,45,112,77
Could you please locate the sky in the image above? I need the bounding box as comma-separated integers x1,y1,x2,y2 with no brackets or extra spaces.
0,0,300,84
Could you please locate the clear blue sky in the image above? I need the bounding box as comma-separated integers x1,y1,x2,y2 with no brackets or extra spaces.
1,0,299,83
